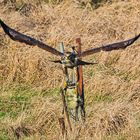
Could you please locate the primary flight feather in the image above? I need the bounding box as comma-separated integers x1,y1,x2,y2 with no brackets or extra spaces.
0,19,140,58
0,19,63,56
80,33,140,57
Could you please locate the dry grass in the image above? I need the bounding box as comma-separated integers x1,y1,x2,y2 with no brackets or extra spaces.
0,0,140,139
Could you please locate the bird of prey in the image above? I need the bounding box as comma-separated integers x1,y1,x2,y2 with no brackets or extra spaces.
0,19,140,65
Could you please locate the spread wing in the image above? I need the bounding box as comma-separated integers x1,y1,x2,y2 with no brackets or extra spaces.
0,19,63,56
80,34,140,57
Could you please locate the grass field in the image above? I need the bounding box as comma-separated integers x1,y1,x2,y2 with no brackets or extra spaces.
0,0,140,139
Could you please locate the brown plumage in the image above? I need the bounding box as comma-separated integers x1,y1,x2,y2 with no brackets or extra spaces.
80,34,140,57
0,19,63,56
0,19,140,58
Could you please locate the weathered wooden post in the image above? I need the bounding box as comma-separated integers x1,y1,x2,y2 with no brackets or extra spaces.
76,38,85,120
76,38,83,96
59,42,72,139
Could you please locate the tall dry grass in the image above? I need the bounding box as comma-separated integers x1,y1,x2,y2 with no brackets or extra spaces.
0,0,140,139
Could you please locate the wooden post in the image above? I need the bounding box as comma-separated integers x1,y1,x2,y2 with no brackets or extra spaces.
61,89,72,131
59,42,72,132
76,38,84,96
76,38,85,120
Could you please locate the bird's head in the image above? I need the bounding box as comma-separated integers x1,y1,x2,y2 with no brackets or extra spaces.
51,46,96,68
61,51,78,68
